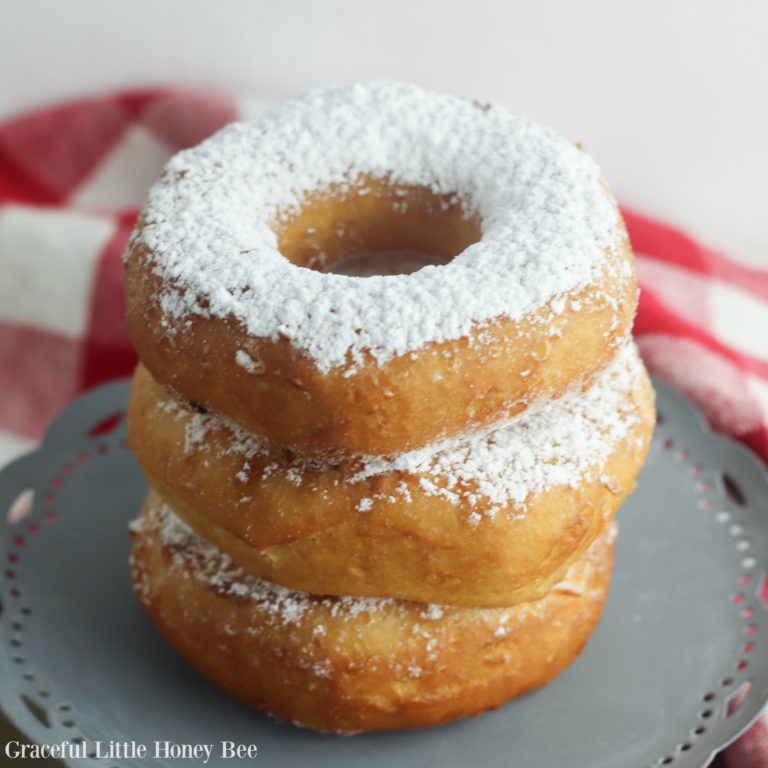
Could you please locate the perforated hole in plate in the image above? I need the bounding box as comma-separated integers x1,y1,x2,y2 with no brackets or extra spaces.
726,680,752,717
87,411,124,438
759,574,768,611
20,694,49,728
723,473,747,507
7,488,33,525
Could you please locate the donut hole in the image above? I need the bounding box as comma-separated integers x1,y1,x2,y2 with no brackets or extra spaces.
275,175,481,277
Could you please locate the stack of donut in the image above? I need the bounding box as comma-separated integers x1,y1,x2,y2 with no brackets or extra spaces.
124,82,655,733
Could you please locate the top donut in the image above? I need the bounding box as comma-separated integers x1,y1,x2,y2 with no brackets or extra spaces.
124,81,637,457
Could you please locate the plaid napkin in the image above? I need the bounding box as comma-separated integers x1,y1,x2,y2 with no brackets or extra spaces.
0,90,766,765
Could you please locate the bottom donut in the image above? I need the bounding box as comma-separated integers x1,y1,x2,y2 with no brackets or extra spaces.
130,491,615,734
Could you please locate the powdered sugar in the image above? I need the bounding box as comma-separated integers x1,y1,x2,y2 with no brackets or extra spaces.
133,497,601,627
178,407,268,459
356,498,373,512
129,81,624,373
162,343,647,519
350,343,645,515
235,350,264,374
134,498,422,624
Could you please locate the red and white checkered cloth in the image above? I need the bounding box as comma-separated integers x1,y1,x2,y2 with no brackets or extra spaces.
0,90,767,764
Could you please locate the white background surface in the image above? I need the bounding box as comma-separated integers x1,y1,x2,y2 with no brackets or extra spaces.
1,0,766,255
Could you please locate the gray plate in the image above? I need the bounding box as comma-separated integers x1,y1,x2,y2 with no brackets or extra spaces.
1,379,767,768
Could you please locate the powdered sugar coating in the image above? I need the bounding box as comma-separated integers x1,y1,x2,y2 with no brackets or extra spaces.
131,498,610,624
159,343,648,520
131,499,405,623
351,343,647,518
130,81,624,372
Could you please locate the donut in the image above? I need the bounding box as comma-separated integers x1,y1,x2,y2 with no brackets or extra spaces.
127,343,653,607
130,494,616,734
124,81,636,457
